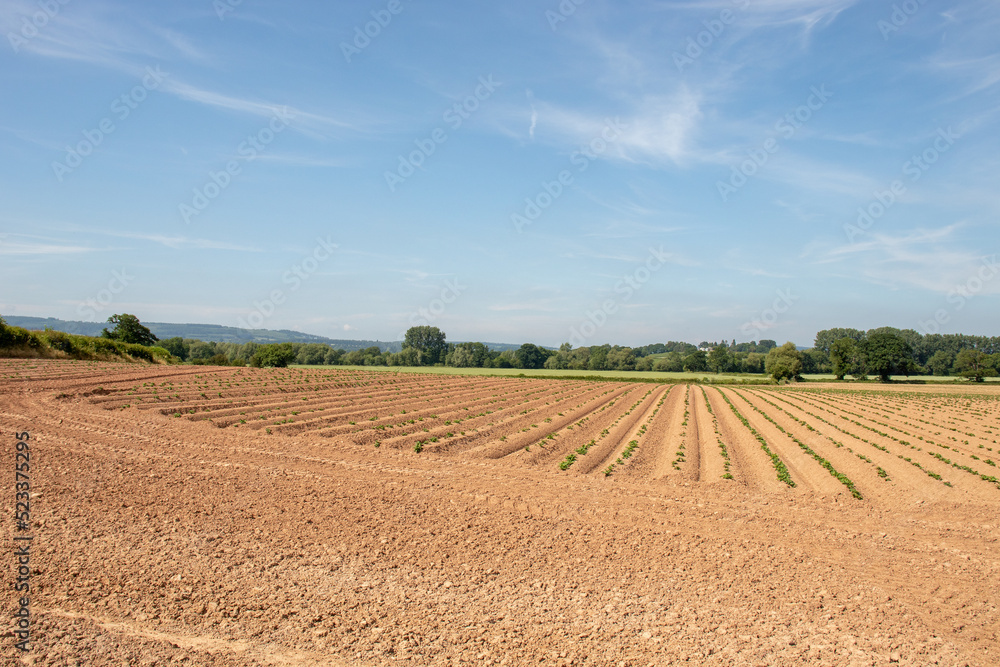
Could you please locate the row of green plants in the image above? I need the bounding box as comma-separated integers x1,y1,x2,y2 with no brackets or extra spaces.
732,391,862,499
700,387,732,479
716,389,795,487
797,391,977,486
819,391,998,458
601,389,669,477
404,382,583,452
750,390,890,483
558,389,641,468
672,387,691,470
927,451,1000,490
768,391,950,486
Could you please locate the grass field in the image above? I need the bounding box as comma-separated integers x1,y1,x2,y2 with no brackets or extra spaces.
290,364,1000,384
289,364,764,383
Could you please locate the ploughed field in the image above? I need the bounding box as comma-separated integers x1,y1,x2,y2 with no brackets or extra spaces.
3,359,1000,666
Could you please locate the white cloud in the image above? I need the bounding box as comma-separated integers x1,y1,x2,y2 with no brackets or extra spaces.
528,89,702,166
818,224,1000,295
0,241,97,255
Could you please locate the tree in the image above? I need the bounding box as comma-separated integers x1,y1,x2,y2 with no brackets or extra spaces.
250,343,296,368
101,314,158,346
323,348,345,365
927,350,954,376
606,347,636,371
708,346,731,374
953,349,998,382
743,352,766,374
653,352,684,373
389,347,420,367
403,326,447,365
813,328,865,354
188,341,215,360
159,337,189,360
587,345,610,371
802,349,830,374
544,354,565,370
682,350,708,372
860,332,915,382
757,339,778,354
235,341,261,364
830,338,862,380
448,342,490,368
765,342,802,381
493,350,517,368
296,343,329,365
515,343,548,370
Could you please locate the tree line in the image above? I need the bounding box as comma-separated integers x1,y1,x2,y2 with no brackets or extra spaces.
815,327,999,382
146,323,1000,381
24,316,999,382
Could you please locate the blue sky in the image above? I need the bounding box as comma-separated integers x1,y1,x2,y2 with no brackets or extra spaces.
1,0,998,347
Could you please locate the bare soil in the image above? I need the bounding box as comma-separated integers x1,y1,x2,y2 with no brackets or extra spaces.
2,360,999,666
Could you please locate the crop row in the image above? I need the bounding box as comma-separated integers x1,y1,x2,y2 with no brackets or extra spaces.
715,389,794,487
792,391,999,489
601,389,669,477
749,391,890,483
700,387,732,480
770,392,950,486
731,391,861,499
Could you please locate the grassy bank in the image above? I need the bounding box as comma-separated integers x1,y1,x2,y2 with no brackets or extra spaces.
0,319,173,364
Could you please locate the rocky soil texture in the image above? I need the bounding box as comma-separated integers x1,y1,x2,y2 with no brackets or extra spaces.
2,360,998,665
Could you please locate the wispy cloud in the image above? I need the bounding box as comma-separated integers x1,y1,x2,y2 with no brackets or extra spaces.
3,5,362,138
0,241,99,256
527,88,702,166
583,220,685,239
816,223,999,294
161,80,358,136
487,301,553,312
98,231,261,252
244,153,353,168
526,90,538,140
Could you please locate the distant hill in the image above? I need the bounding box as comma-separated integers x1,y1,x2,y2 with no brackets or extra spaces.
2,316,529,353
3,316,400,352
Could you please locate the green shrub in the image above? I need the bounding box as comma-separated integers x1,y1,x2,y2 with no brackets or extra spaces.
41,329,81,354
250,343,296,368
0,318,42,349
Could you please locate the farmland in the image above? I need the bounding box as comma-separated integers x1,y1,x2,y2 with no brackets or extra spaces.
4,359,1000,665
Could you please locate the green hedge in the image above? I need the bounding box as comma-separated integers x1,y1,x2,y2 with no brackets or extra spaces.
0,316,175,364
